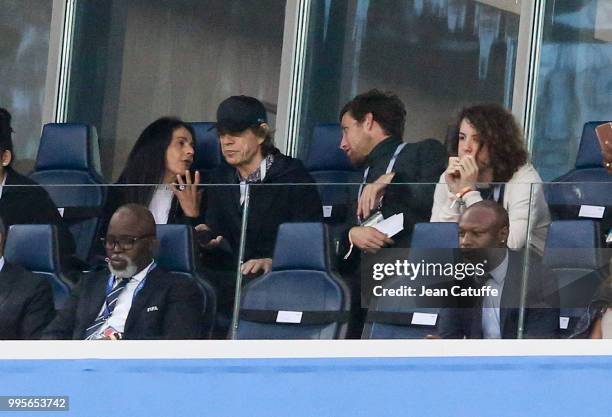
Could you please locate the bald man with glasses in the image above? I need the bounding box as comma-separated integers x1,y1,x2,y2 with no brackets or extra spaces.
43,204,203,340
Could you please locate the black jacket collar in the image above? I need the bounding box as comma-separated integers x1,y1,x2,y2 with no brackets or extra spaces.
365,136,403,167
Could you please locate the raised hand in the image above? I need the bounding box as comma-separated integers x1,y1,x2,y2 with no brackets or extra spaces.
171,170,202,218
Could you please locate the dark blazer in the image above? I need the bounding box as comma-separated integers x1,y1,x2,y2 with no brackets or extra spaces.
42,266,203,340
205,150,322,263
0,168,76,259
0,262,55,339
438,251,560,339
340,136,447,266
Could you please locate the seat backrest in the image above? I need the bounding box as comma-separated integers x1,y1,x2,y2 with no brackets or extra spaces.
29,123,106,262
549,121,612,205
362,222,459,339
304,123,356,173
410,222,459,249
575,121,611,170
236,223,350,339
4,224,71,308
304,124,361,259
155,224,216,338
543,220,603,335
544,219,603,294
188,122,222,175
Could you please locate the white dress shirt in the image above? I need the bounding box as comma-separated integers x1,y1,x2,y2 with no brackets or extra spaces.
481,251,509,339
93,261,155,337
148,185,173,224
0,256,5,272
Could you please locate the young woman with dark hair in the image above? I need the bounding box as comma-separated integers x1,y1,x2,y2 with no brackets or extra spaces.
103,117,204,228
431,104,550,254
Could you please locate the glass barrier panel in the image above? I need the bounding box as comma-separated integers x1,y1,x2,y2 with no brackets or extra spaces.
2,180,609,341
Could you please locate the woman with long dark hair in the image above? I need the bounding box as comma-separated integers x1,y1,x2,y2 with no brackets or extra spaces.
431,104,550,254
103,117,203,227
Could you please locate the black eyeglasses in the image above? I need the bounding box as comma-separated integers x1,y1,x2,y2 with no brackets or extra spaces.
101,234,154,250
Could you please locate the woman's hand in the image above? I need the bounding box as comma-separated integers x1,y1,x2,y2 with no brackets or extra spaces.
357,172,395,220
444,156,478,194
457,155,479,191
171,170,202,218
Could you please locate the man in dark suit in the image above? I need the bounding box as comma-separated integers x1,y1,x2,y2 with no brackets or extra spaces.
0,216,55,339
338,89,447,256
438,201,559,339
43,204,203,340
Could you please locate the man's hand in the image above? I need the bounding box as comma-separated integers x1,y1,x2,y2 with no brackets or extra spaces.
241,258,273,275
349,226,394,253
171,170,203,218
195,223,223,249
357,172,395,220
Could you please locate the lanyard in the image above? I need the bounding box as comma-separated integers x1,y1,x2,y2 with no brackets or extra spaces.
240,158,268,205
358,142,407,200
103,262,156,320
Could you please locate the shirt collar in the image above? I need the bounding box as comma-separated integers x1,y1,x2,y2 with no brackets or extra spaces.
365,136,402,166
237,154,275,183
488,250,509,285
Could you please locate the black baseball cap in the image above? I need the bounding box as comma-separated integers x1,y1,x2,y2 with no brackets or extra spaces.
215,95,267,133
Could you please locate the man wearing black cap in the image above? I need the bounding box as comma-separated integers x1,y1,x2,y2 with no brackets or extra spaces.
200,96,322,310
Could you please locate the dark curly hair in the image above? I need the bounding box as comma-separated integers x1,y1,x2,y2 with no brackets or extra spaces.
449,104,527,182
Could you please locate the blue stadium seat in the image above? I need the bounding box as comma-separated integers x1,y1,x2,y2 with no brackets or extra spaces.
155,224,216,339
304,124,361,256
4,224,72,309
29,123,106,263
188,122,222,176
543,220,604,338
235,223,351,339
362,222,459,339
547,122,612,244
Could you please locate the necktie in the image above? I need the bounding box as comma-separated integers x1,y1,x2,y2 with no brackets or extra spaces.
84,277,131,339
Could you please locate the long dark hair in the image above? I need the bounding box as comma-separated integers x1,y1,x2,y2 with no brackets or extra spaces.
116,117,196,205
449,104,527,182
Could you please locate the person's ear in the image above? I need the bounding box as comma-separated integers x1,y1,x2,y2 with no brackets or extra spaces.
363,113,374,130
498,225,509,245
1,150,12,167
256,123,269,146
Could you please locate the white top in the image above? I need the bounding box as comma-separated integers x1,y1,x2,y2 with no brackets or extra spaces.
0,256,5,272
148,185,174,224
482,251,509,339
93,261,154,337
430,163,551,255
